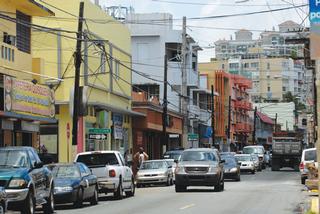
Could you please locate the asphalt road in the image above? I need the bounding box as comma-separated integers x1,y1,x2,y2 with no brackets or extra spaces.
50,168,306,214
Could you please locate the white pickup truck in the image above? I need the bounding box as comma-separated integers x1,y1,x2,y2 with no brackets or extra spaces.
75,151,135,199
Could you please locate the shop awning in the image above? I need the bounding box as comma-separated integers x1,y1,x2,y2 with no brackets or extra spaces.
88,102,146,117
3,111,57,123
257,112,274,125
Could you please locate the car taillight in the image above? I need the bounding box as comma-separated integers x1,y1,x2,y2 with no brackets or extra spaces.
109,169,116,177
299,162,304,170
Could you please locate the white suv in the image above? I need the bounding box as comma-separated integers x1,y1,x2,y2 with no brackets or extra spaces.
75,151,135,199
300,148,317,185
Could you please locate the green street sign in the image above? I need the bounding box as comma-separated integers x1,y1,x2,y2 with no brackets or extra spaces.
89,128,111,134
188,133,199,141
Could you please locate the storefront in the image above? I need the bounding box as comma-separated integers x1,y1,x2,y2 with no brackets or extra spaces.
0,75,56,158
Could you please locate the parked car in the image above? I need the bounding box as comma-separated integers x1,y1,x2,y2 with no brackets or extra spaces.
163,149,184,162
50,163,98,207
0,187,6,213
251,154,262,171
235,154,256,174
243,145,266,169
222,156,241,181
175,148,225,192
0,147,54,214
300,148,317,185
136,160,173,187
165,159,176,182
75,151,135,199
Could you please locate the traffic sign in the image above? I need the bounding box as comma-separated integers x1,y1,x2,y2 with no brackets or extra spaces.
88,128,111,134
310,0,320,24
89,134,108,140
188,133,199,141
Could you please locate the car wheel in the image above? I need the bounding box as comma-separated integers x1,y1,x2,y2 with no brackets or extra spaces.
235,173,241,182
251,169,255,174
23,190,35,214
301,177,306,185
90,185,99,205
170,178,174,186
114,180,123,200
74,188,84,208
125,179,135,197
43,188,54,213
166,177,171,186
175,185,186,192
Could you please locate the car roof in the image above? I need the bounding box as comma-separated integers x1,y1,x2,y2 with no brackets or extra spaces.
144,159,167,163
0,146,34,151
235,154,251,156
243,145,264,148
183,148,217,152
48,163,80,167
164,159,175,161
76,150,120,155
303,148,316,152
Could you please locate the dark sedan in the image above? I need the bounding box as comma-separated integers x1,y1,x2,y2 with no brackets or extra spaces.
50,163,98,208
222,156,240,181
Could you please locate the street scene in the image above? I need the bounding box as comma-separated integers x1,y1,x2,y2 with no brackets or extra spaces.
0,0,319,213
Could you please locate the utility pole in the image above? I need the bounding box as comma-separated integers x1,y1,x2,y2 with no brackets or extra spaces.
72,1,84,148
275,113,278,132
211,85,215,148
181,16,188,149
162,55,168,151
252,106,257,145
227,96,231,152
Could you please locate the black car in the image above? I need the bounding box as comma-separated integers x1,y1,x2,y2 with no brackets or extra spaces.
222,156,241,181
50,163,98,208
0,147,54,214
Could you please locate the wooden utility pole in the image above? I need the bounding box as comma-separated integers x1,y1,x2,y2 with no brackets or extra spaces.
275,113,278,132
227,96,231,151
72,1,84,146
162,55,168,149
252,106,257,145
181,16,188,149
211,85,215,148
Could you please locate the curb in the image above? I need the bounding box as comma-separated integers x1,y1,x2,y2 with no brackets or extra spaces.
311,197,319,214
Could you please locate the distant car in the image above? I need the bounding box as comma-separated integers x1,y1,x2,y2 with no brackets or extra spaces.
50,163,98,207
165,159,176,182
163,149,184,161
251,154,262,171
175,148,225,192
136,160,173,187
235,154,256,174
0,147,54,214
75,151,135,199
223,156,240,181
300,148,317,185
220,152,236,157
0,187,6,213
243,146,266,169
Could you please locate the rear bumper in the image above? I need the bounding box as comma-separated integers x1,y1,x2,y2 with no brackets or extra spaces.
97,178,118,192
175,173,219,186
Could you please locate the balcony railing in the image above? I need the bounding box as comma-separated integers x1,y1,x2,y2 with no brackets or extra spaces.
234,100,252,111
235,123,252,133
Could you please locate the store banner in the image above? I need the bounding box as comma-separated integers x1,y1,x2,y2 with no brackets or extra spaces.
113,126,123,140
4,75,55,118
310,0,320,59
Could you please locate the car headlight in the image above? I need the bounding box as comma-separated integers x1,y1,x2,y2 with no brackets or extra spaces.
54,186,73,193
230,168,238,173
9,179,27,188
209,166,218,173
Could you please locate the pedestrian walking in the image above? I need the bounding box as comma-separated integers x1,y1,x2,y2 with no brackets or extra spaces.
134,147,149,170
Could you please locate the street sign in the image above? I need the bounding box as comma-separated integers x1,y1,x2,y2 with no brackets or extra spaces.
188,133,199,141
88,128,111,134
310,0,320,24
88,134,107,140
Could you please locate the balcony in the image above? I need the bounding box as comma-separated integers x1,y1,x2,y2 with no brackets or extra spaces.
234,100,252,111
132,91,160,105
235,123,252,133
199,109,211,126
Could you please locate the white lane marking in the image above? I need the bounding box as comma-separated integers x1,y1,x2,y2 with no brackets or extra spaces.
180,203,195,210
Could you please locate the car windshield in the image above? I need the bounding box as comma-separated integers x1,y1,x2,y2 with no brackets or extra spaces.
141,161,166,169
163,152,182,161
305,150,317,161
53,166,80,178
236,156,252,162
243,147,263,154
76,153,119,167
180,151,216,162
0,150,29,168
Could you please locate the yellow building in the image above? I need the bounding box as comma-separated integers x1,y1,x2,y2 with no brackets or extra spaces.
0,0,55,151
32,0,138,162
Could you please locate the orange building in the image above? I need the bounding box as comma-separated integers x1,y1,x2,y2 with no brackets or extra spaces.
132,92,183,162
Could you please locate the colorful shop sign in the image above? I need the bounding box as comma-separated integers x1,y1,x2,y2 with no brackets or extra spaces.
4,75,55,118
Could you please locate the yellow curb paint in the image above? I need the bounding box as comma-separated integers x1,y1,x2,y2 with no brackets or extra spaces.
311,198,319,214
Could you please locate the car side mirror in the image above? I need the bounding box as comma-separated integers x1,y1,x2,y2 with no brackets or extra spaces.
168,166,172,169
220,159,225,164
34,161,43,169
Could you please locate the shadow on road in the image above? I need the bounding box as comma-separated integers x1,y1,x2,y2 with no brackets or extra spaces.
55,203,92,210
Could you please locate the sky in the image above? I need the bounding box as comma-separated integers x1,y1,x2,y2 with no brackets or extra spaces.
94,0,309,62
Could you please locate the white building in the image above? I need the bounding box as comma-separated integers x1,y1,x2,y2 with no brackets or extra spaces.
253,102,295,131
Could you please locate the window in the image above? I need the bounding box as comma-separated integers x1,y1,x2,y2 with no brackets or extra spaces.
115,60,120,80
1,46,3,58
11,49,14,62
229,63,239,69
251,62,259,68
282,87,286,92
222,64,225,69
243,63,249,68
267,86,271,92
100,52,106,73
267,63,270,69
16,11,31,53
